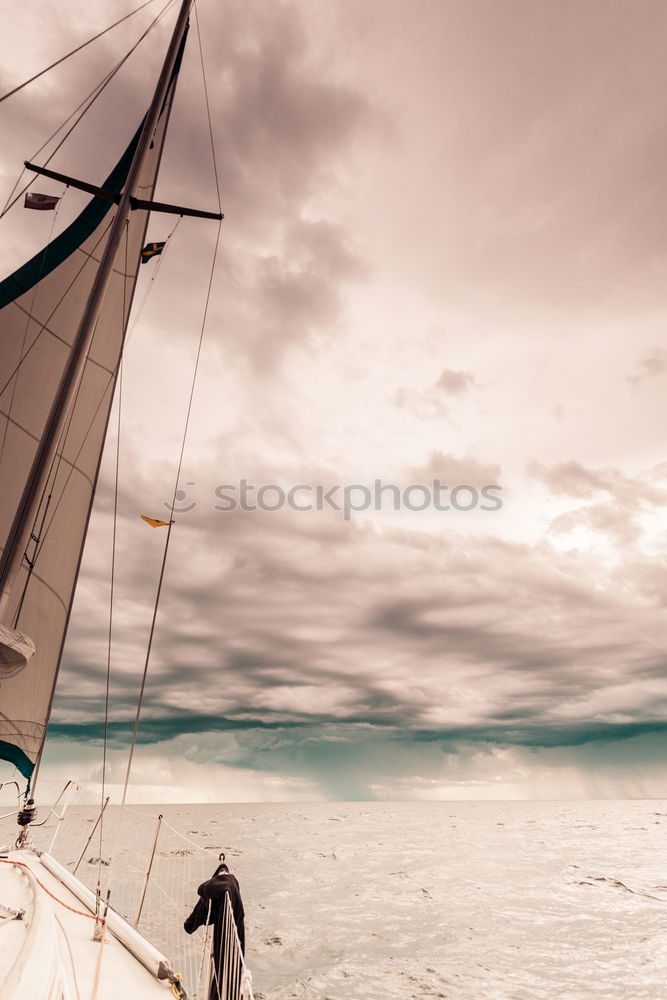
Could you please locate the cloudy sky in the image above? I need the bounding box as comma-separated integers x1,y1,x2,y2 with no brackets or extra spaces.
2,0,667,802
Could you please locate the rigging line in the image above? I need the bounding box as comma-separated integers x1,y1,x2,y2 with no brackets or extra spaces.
193,3,223,212
118,216,224,812
0,0,177,219
0,0,158,104
0,184,67,469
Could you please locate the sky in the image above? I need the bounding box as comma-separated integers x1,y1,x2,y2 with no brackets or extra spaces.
1,0,667,802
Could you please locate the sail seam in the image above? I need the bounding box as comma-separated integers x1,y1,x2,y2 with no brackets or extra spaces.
0,217,116,399
0,414,41,445
0,416,98,486
1,308,117,375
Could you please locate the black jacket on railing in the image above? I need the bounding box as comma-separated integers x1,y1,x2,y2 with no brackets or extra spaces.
184,868,246,999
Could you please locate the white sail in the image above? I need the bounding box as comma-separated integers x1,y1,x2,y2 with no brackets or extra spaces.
0,52,183,786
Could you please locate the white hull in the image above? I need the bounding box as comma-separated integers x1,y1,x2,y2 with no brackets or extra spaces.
0,850,175,1000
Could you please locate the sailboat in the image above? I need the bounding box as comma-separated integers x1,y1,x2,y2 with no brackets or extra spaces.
0,2,250,997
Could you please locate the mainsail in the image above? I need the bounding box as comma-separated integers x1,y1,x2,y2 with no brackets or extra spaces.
0,43,185,786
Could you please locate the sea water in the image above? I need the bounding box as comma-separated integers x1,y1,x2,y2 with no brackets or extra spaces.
3,799,667,999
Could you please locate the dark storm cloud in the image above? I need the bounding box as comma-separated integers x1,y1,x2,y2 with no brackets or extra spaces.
44,710,667,799
54,443,667,780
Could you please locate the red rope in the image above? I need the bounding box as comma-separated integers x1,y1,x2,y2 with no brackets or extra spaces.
0,859,99,921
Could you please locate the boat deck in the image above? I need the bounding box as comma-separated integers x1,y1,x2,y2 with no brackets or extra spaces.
0,850,174,1000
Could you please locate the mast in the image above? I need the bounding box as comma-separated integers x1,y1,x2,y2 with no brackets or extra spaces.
0,0,193,624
